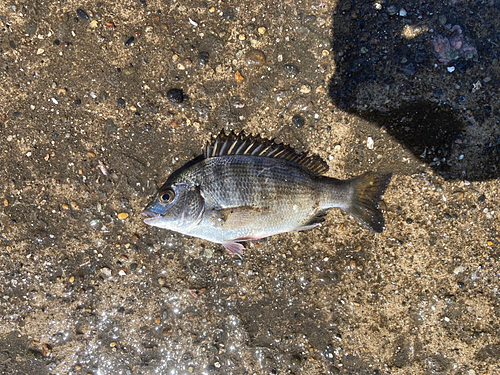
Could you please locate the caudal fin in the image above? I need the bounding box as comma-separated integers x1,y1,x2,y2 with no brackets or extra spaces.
345,173,392,233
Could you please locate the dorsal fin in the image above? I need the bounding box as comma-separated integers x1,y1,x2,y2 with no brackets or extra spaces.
203,130,329,175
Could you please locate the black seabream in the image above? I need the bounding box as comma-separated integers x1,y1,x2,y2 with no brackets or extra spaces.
143,130,392,255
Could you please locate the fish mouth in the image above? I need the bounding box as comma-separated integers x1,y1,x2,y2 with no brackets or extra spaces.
142,209,161,224
142,209,158,217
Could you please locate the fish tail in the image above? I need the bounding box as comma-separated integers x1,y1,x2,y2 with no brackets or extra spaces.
344,173,392,233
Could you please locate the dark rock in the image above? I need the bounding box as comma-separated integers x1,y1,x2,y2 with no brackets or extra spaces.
167,88,185,103
478,194,486,202
76,8,89,21
13,112,21,118
222,8,235,20
117,98,125,106
292,114,305,128
125,36,134,46
74,99,81,106
198,51,209,67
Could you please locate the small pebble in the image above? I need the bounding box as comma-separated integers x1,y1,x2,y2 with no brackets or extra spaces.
246,49,266,66
70,202,79,210
167,88,184,103
3,199,8,207
124,36,134,46
69,276,75,283
198,51,209,67
257,26,267,35
235,70,244,82
110,342,117,347
62,203,69,210
387,5,397,15
117,213,129,220
158,277,166,286
299,85,311,94
101,267,112,277
284,64,299,77
292,114,305,128
76,8,90,21
117,98,125,106
131,235,140,243
367,136,374,150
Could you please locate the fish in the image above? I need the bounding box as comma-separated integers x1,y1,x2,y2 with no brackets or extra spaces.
143,130,392,256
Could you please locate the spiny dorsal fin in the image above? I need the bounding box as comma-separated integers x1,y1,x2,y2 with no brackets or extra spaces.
204,130,329,175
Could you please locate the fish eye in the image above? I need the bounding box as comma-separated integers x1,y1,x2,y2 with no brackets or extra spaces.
159,189,175,204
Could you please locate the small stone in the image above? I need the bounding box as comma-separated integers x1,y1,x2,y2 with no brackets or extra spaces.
367,136,374,149
117,212,129,220
90,20,98,28
487,240,493,246
387,5,397,15
13,112,21,118
292,114,305,128
62,203,69,210
69,276,75,283
87,151,96,157
101,267,112,277
3,199,8,207
167,88,184,103
117,98,125,106
257,26,267,35
70,202,79,210
284,64,299,77
399,8,407,16
110,342,117,347
36,48,44,55
350,259,357,269
235,70,244,82
158,277,166,286
198,51,209,67
131,235,140,243
246,49,266,66
124,36,134,46
74,99,82,106
76,9,90,21
300,85,311,94
238,34,246,41
322,50,329,56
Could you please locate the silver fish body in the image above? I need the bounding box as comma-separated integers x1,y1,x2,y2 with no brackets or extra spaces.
143,131,391,255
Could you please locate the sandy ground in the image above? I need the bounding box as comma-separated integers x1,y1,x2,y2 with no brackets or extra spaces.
1,0,499,374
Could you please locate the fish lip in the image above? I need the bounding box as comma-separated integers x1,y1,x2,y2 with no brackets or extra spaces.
142,209,159,218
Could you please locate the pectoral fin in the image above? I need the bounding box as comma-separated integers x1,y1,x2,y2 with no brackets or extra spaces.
222,242,245,257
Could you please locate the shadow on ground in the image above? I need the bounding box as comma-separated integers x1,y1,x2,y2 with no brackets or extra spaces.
329,0,500,181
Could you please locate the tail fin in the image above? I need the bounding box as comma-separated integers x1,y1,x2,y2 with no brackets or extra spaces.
345,173,392,233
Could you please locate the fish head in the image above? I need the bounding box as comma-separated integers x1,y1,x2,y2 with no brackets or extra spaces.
142,182,205,232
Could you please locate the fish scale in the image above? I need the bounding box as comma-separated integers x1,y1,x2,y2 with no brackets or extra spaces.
143,130,392,256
